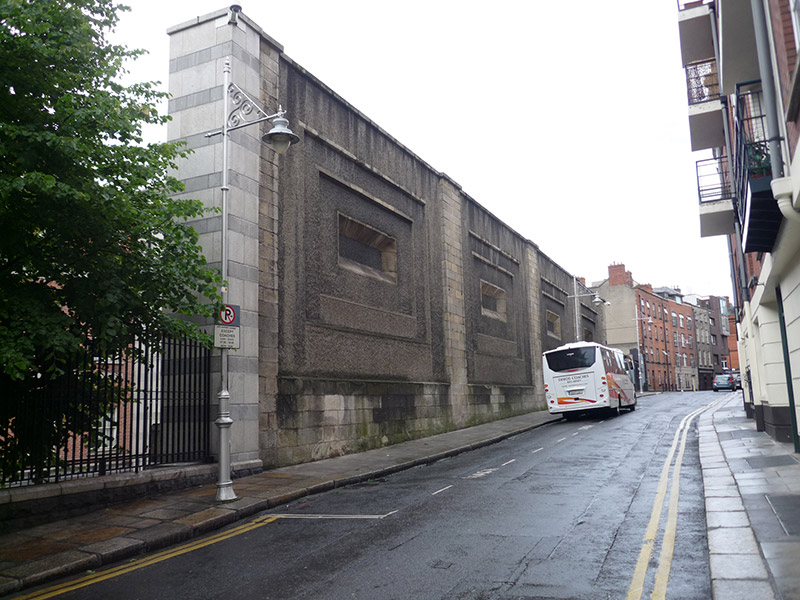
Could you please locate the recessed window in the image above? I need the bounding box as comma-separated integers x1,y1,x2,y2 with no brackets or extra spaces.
338,213,397,284
481,280,507,322
546,310,561,339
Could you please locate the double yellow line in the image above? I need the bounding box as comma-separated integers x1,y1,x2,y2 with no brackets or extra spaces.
14,515,280,600
626,398,720,600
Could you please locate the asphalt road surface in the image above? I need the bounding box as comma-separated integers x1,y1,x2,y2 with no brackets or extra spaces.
22,392,718,600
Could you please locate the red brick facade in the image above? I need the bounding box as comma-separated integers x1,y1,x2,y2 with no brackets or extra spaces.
635,288,697,391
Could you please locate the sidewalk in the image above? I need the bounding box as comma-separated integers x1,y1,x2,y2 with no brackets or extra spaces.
2,395,799,598
0,410,560,596
700,392,800,600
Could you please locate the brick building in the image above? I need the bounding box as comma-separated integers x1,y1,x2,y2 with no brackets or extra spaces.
594,264,698,391
677,0,800,443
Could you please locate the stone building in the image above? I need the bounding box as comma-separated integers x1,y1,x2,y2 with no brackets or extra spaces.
166,6,605,472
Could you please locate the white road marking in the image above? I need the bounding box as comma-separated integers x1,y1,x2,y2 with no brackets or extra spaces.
464,468,498,479
502,459,516,466
532,447,543,453
432,485,453,496
556,437,567,443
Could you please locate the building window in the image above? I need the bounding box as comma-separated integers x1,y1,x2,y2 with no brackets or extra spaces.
722,358,728,369
481,280,507,322
338,213,397,284
584,328,594,342
546,310,561,339
674,332,679,347
681,334,686,347
687,317,692,330
711,334,717,345
683,353,688,367
679,315,685,328
710,317,715,327
672,312,678,327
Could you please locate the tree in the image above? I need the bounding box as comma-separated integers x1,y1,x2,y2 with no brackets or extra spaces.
0,0,222,481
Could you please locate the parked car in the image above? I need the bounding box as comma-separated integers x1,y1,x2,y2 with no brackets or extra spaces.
732,373,741,390
713,374,736,392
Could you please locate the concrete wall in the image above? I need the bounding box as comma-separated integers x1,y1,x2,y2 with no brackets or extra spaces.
167,8,599,470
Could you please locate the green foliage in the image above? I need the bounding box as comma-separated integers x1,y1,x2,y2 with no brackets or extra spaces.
0,0,222,481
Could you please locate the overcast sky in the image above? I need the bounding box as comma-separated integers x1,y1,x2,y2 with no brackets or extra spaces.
111,0,733,299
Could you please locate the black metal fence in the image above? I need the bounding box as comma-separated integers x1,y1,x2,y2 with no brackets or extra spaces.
1,336,211,487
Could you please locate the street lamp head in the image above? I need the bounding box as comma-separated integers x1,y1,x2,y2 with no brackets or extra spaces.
263,110,300,155
592,294,610,307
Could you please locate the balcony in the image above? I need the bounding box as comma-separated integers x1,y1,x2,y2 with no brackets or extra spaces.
696,155,736,237
686,59,726,150
734,86,783,253
677,1,715,66
716,0,760,95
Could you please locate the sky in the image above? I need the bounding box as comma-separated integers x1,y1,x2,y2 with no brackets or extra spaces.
110,0,734,299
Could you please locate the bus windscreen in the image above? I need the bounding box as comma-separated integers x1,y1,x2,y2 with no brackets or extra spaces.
545,347,596,372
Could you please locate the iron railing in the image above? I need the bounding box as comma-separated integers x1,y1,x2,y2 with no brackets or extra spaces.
696,154,733,203
733,85,770,222
686,58,721,105
0,335,211,487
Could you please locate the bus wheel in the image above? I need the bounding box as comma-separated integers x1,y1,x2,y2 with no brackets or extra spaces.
629,402,636,412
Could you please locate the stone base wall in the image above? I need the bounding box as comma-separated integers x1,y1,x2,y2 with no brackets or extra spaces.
466,385,543,427
763,403,794,443
274,378,545,468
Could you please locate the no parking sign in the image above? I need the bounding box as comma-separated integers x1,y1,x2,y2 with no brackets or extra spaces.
214,304,240,349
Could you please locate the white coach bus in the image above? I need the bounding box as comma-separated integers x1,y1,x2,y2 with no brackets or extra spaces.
542,342,636,419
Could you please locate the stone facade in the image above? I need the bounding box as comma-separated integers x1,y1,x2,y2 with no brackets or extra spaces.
167,7,606,471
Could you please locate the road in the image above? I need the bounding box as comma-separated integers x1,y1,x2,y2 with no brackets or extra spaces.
22,392,719,600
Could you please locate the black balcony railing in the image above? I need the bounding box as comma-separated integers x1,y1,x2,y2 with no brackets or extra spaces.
696,154,733,203
686,59,721,105
733,85,770,221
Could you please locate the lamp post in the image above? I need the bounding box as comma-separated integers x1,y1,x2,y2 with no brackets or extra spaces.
567,275,609,342
205,56,299,502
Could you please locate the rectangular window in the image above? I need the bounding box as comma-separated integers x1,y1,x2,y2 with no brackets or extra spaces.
679,315,685,328
674,332,679,347
338,213,397,284
546,310,561,339
672,313,678,327
481,280,507,322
